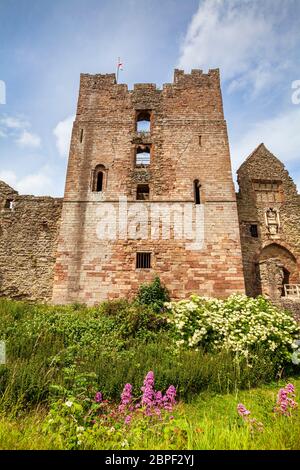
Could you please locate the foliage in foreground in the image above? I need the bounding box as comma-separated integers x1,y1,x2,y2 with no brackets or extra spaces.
0,278,300,450
166,294,300,361
0,281,299,413
44,370,177,449
0,379,299,450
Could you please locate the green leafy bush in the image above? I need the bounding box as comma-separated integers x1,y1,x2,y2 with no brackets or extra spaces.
0,293,299,412
136,276,170,312
166,294,300,362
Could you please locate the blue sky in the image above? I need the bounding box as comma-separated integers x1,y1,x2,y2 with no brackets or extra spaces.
0,0,300,196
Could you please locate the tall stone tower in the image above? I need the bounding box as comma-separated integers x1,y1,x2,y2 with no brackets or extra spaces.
52,69,245,305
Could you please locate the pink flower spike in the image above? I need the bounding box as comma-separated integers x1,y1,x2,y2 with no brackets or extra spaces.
237,403,250,418
94,391,103,403
124,415,132,425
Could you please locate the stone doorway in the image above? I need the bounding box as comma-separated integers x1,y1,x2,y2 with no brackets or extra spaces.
256,244,298,300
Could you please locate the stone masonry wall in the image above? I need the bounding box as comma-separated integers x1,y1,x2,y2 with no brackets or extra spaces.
0,181,62,300
237,144,300,299
52,69,245,305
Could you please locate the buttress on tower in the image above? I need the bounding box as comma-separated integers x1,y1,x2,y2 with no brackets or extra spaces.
52,69,245,305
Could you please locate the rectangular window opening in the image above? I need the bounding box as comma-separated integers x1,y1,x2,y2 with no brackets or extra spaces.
250,224,258,238
136,184,149,200
4,199,13,210
135,145,151,166
136,252,151,269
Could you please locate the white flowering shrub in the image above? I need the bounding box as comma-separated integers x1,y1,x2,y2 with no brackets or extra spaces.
166,295,300,361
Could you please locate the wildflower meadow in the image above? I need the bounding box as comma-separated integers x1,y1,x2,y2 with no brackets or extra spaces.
0,277,300,450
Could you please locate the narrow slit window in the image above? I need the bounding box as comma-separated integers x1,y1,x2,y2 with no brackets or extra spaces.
194,180,201,205
136,145,150,166
136,252,151,269
199,135,202,146
80,129,84,143
136,184,149,200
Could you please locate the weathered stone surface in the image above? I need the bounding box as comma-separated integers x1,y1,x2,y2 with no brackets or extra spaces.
52,69,245,305
0,183,62,300
1,73,298,308
237,143,300,301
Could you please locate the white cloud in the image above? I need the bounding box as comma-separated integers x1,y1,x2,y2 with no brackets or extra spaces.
0,115,42,149
0,116,29,129
16,130,41,149
16,172,52,195
0,166,59,196
230,107,300,188
53,115,74,158
178,0,296,95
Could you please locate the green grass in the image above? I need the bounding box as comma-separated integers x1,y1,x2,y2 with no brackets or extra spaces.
0,298,287,410
0,296,299,450
0,378,299,450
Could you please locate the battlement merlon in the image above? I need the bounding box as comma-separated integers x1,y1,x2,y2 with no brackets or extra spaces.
78,68,220,91
76,68,223,117
173,68,220,86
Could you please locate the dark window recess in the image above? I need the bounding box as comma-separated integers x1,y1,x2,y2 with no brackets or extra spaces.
80,129,84,143
194,179,201,205
96,172,103,192
136,184,149,200
250,224,258,238
199,135,202,146
136,252,151,269
4,199,13,209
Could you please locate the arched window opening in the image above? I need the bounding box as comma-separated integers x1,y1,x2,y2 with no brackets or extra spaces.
194,180,201,205
136,110,151,133
136,184,149,200
136,145,150,166
96,172,103,192
93,165,106,192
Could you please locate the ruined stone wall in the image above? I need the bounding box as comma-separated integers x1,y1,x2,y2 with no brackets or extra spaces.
0,182,62,300
52,69,245,305
236,144,300,299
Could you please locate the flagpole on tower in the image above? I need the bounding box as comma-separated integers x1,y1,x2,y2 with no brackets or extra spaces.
116,57,123,84
116,57,120,84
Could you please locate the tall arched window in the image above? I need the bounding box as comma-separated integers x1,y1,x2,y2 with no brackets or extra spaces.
194,179,201,205
93,165,106,192
96,171,103,192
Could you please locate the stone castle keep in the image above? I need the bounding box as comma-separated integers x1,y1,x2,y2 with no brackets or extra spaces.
0,69,299,306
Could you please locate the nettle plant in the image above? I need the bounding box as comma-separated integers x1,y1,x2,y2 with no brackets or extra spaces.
166,294,300,362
